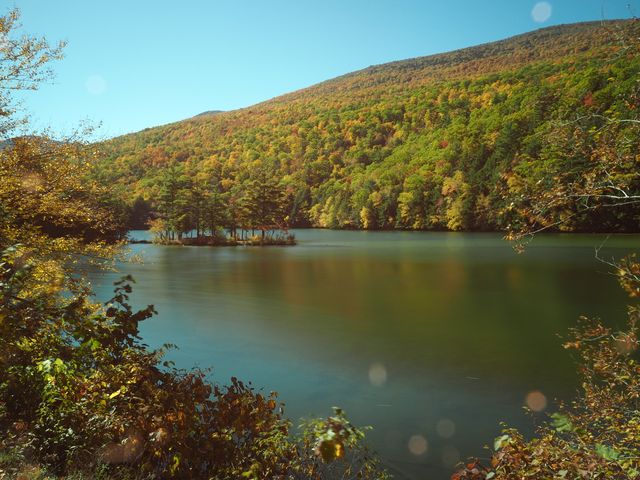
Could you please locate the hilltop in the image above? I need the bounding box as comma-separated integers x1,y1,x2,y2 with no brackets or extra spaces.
192,110,224,118
96,20,640,233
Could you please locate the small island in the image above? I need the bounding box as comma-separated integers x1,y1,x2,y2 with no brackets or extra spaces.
132,169,297,246
148,227,296,246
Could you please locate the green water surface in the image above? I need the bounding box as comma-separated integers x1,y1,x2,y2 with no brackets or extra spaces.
89,230,638,479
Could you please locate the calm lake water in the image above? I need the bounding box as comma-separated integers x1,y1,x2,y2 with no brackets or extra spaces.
89,230,638,479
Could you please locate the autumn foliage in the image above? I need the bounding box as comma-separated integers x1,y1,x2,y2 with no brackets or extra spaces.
98,21,640,234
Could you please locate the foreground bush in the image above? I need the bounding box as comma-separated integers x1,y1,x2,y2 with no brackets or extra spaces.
0,247,388,479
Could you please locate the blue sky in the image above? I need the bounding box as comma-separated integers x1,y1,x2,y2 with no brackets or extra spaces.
7,0,639,139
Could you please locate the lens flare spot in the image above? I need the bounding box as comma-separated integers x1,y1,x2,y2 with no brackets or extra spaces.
615,335,637,355
0,33,9,51
86,74,107,95
408,434,428,456
368,363,387,386
531,2,552,23
100,429,144,464
441,445,460,467
21,173,43,192
436,418,456,439
525,390,547,412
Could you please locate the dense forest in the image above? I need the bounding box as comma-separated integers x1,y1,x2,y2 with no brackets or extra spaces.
2,7,640,479
98,20,640,235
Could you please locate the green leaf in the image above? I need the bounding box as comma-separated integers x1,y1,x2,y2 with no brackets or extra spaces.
494,434,511,451
82,338,101,351
551,412,574,433
37,359,52,372
595,443,620,461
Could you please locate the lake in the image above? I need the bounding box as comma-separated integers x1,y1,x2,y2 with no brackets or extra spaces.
88,230,637,479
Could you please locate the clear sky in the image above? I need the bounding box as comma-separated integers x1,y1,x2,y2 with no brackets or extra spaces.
6,0,639,139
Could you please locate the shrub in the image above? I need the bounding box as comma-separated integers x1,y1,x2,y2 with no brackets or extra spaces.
0,248,387,479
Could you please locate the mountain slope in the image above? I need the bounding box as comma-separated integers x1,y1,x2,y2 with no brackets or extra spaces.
97,20,640,232
193,110,224,118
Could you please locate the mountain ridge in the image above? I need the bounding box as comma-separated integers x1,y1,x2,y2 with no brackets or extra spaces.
96,19,640,234
110,19,630,139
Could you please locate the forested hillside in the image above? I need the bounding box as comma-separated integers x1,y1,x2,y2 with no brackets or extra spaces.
97,20,640,234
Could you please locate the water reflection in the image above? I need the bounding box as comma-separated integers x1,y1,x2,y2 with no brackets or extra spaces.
89,230,638,479
436,419,456,439
369,363,388,386
408,435,428,456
